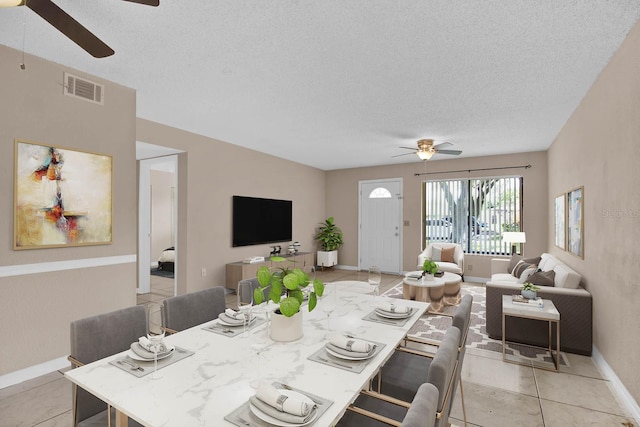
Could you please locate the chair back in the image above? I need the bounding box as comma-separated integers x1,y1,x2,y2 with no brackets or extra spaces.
69,305,147,424
452,294,473,348
163,286,226,332
426,326,460,427
401,383,439,427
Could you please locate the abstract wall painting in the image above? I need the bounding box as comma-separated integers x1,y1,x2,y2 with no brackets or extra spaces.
554,193,566,250
567,186,584,258
14,140,112,249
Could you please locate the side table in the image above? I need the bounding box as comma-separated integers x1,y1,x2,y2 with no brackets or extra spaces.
502,295,561,372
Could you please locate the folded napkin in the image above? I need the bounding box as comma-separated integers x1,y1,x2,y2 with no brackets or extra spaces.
329,335,374,354
377,302,409,314
218,310,254,326
249,381,316,424
225,308,246,320
138,336,167,353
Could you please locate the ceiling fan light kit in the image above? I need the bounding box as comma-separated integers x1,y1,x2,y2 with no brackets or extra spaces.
0,0,24,7
394,138,462,161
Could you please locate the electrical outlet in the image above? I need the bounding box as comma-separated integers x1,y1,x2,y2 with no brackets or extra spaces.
403,220,410,226
201,267,206,277
467,265,473,271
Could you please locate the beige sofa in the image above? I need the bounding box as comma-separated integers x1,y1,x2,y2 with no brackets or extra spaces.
485,253,592,355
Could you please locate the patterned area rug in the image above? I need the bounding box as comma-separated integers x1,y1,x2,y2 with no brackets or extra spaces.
150,267,174,279
383,282,569,367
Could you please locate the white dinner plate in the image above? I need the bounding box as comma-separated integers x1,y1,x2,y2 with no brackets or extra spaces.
375,308,413,319
249,402,318,427
325,346,375,361
128,344,175,361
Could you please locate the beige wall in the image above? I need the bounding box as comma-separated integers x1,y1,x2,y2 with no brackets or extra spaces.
136,119,327,294
325,151,548,276
547,20,640,402
0,46,138,375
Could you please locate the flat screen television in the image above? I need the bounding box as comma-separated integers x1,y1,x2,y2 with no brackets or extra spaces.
232,196,293,247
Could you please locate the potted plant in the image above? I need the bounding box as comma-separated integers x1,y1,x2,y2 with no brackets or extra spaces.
521,282,540,299
314,216,343,268
422,259,438,281
254,257,325,341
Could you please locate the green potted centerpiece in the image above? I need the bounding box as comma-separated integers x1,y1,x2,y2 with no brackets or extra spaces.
254,258,325,341
422,259,438,281
521,282,540,300
314,217,343,269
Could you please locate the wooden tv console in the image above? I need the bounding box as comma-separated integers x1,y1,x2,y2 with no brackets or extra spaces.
225,252,315,290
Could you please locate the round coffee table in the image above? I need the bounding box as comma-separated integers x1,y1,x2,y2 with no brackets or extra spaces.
402,271,462,313
402,272,446,312
441,272,463,306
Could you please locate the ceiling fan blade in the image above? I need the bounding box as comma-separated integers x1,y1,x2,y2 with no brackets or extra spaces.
398,146,418,150
432,141,453,149
434,149,462,155
26,0,114,58
122,0,159,6
392,152,416,158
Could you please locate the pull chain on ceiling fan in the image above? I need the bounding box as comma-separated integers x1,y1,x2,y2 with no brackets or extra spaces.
0,0,159,58
393,139,462,160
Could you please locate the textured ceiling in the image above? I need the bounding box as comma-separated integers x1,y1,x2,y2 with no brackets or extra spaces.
1,1,639,170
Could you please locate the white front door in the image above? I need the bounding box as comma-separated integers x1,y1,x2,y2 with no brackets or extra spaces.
359,179,402,273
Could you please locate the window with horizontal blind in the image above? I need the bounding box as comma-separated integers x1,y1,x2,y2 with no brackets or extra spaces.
422,176,523,254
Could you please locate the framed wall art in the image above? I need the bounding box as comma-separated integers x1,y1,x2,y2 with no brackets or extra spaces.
554,193,566,250
14,140,113,249
567,186,584,258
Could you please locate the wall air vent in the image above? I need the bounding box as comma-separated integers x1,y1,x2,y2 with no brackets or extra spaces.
63,72,104,105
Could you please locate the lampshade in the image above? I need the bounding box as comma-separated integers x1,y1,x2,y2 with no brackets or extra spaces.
0,0,24,7
417,150,434,160
503,232,526,243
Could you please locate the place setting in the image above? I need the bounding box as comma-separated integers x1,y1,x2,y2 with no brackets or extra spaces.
203,308,267,337
308,333,385,373
225,380,333,427
110,303,194,378
362,301,418,326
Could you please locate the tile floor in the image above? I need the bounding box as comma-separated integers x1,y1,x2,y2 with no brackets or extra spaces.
0,269,636,426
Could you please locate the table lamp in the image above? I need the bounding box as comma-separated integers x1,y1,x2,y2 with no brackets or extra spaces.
503,232,526,255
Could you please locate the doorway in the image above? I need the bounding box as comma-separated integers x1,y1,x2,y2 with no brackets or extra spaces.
358,178,403,273
137,142,183,297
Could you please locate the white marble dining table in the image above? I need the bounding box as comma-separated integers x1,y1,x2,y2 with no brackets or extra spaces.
65,283,429,427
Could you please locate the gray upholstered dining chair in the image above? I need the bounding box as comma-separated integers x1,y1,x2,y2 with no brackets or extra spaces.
68,305,146,427
338,326,460,427
336,383,439,427
162,286,226,333
378,295,473,426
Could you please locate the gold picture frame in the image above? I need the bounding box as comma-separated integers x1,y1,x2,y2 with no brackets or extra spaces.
14,140,113,249
554,193,566,250
567,186,584,258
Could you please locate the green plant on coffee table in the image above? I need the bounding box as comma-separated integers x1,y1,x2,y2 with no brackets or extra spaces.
254,257,325,317
422,259,438,275
521,282,540,292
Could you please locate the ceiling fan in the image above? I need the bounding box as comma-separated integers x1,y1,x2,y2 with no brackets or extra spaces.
0,0,159,58
393,139,462,160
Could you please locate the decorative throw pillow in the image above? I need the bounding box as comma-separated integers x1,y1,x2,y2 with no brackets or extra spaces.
431,247,442,262
512,260,536,278
508,254,523,274
523,256,542,266
441,247,455,263
528,269,556,287
517,265,537,284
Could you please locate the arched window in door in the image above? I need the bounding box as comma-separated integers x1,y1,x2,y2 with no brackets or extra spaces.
369,187,392,199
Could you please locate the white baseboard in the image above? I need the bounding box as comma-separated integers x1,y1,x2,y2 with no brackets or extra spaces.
592,346,640,424
0,356,69,390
